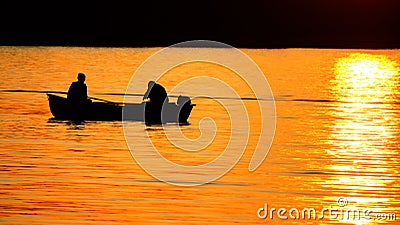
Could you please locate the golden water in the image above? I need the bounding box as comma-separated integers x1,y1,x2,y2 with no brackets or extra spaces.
0,47,399,224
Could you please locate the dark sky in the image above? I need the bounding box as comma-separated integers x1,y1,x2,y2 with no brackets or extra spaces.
1,0,399,48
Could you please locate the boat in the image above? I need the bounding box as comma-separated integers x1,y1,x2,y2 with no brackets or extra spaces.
47,94,195,124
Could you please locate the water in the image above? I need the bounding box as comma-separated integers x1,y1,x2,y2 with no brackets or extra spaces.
0,46,399,224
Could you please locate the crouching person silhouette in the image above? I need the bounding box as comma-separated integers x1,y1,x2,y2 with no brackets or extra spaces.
142,81,169,125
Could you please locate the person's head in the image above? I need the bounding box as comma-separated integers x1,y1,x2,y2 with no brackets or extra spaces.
77,73,86,83
148,80,155,88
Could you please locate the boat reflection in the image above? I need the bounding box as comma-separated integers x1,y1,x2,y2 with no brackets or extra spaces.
325,53,400,224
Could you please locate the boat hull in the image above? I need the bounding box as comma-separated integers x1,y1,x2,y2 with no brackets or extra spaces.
47,94,194,124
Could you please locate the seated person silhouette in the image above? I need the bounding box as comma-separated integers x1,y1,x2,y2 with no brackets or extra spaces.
143,81,169,124
68,73,88,104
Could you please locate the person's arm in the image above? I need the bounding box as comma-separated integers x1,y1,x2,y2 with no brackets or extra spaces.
83,84,88,99
143,88,151,100
67,82,74,100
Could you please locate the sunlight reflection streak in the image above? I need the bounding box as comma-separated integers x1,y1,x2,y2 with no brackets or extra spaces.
325,53,400,224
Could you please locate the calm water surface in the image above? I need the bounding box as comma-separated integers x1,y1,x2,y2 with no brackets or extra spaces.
0,46,399,224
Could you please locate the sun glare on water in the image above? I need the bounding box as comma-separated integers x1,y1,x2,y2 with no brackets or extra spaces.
333,53,399,103
329,52,400,160
324,53,400,225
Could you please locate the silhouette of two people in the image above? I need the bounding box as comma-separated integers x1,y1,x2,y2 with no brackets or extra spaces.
66,76,171,124
143,81,169,125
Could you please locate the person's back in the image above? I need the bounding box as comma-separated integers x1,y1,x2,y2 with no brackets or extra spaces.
144,81,168,104
143,81,169,124
67,73,88,103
